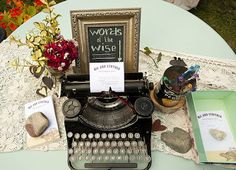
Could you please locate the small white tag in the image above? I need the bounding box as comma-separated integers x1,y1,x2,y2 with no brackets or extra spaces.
89,62,124,93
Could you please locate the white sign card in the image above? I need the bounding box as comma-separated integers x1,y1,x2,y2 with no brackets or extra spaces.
89,62,124,93
197,110,236,151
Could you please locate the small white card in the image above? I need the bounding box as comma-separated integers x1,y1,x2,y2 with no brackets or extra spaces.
24,96,60,148
197,110,236,151
89,62,124,93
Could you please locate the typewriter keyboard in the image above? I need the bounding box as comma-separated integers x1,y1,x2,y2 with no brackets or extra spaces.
67,132,151,170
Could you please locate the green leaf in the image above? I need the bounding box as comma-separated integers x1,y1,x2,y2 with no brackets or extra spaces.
49,0,57,6
36,66,43,73
16,17,24,25
27,6,37,16
42,8,50,13
157,52,162,62
144,47,152,56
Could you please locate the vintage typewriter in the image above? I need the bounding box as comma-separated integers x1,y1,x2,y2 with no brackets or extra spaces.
61,72,154,170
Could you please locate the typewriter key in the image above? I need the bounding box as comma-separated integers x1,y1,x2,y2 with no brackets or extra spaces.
134,97,154,117
62,98,81,118
108,133,113,139
121,133,126,139
74,133,80,139
67,132,73,138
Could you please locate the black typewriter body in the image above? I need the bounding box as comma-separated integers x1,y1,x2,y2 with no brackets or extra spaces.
61,73,154,170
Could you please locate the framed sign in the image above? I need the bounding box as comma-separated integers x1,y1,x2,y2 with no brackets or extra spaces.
71,8,141,74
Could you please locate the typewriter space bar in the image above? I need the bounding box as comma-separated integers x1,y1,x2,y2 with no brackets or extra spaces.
85,163,137,168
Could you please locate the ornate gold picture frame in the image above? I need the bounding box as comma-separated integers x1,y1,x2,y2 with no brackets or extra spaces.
70,8,141,74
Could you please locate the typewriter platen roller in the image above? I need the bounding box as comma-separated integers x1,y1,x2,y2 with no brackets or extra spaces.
61,73,154,170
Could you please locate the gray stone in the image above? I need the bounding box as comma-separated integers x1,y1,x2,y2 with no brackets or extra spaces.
209,128,226,141
161,127,192,154
25,112,49,137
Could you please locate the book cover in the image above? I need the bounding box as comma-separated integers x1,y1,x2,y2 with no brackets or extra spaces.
24,96,60,148
187,91,236,164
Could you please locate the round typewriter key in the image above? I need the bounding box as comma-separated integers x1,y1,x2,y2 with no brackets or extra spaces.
124,141,131,147
130,155,136,161
94,133,100,139
117,155,122,160
62,99,81,118
104,141,110,147
123,155,129,160
108,133,113,139
67,132,73,138
128,133,133,139
145,155,151,162
127,148,132,154
98,141,104,147
85,141,91,147
134,97,154,117
99,148,105,154
97,155,102,161
140,148,147,154
91,155,96,161
72,141,77,147
121,133,126,139
78,141,84,147
88,133,93,139
120,148,126,154
85,155,90,160
91,141,97,147
74,149,79,154
133,148,139,154
81,133,87,139
113,148,119,155
114,133,120,139
101,133,107,139
138,141,145,147
134,133,141,139
111,141,117,147
69,155,76,162
104,155,110,161
93,148,99,154
106,148,112,154
110,155,116,161
131,141,138,147
87,148,92,154
78,155,83,161
117,141,123,147
68,148,74,155
74,133,80,139
81,148,86,154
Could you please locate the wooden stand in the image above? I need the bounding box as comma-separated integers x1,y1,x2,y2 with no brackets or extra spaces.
150,84,185,114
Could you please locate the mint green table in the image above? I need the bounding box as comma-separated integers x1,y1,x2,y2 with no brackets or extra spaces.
2,0,235,170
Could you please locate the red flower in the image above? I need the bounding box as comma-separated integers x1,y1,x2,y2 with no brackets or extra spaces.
0,14,3,21
9,22,17,31
35,0,44,6
9,7,22,18
0,23,7,29
44,38,79,71
6,0,11,4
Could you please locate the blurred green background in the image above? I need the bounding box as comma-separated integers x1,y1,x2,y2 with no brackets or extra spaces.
1,0,235,53
190,0,236,53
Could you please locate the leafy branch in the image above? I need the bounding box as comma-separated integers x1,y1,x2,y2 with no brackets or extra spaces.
141,47,162,69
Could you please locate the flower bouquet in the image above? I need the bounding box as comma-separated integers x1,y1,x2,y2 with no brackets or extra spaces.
10,0,78,96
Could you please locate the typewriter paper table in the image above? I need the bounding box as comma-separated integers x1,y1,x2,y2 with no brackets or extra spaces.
0,0,235,170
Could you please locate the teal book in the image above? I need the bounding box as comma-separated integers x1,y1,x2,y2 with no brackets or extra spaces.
187,91,236,164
